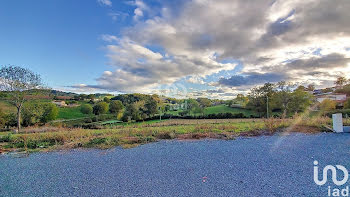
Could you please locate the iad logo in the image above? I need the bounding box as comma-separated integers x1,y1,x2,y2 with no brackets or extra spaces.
314,160,350,196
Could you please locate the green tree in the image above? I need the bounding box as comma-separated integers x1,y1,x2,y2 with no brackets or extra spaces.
22,102,45,126
197,98,212,108
41,103,58,123
144,99,158,117
288,88,313,114
109,100,124,114
93,102,109,115
0,66,43,132
103,97,111,103
122,103,141,122
232,94,249,107
81,104,93,114
5,113,17,128
247,83,275,117
272,81,295,117
319,99,336,112
187,99,201,115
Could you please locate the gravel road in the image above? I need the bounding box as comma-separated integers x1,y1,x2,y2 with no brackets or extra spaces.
1,132,350,197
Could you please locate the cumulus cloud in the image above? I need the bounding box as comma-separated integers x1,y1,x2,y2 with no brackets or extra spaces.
76,0,350,97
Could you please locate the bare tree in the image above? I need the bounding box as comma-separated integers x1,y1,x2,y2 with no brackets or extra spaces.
0,66,42,133
335,76,347,89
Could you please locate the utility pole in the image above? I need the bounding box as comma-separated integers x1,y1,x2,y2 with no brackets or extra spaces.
266,95,269,118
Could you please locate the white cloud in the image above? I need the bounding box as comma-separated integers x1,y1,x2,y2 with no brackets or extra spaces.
97,0,112,7
76,0,350,97
100,34,118,42
133,8,143,20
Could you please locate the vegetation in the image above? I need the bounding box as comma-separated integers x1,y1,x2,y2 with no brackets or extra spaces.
80,104,93,114
344,98,350,109
204,105,256,116
0,116,340,153
0,65,43,132
319,99,336,112
246,82,313,117
93,102,109,115
22,102,58,126
1,67,349,154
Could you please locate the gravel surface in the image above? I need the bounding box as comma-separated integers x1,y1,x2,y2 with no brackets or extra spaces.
1,132,350,197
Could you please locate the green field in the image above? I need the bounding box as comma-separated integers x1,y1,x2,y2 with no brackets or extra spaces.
57,106,92,119
165,104,257,116
204,105,257,116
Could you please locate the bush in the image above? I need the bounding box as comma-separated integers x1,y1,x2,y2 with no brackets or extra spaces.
319,99,337,112
81,104,93,114
93,102,109,115
41,103,59,123
344,98,350,109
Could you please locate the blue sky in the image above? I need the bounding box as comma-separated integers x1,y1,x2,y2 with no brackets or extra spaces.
0,0,132,87
1,0,349,99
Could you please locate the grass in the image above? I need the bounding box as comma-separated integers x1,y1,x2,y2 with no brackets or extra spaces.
204,105,257,116
57,106,92,120
0,101,16,113
1,117,328,153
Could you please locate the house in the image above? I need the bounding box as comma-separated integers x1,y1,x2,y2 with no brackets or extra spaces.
315,93,347,103
52,101,67,107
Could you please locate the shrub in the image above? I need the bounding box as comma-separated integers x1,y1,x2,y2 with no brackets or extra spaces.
41,103,59,123
81,104,93,114
344,98,350,109
319,99,336,112
93,102,109,115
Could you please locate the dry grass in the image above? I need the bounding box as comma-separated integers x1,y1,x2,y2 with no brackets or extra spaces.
0,117,332,153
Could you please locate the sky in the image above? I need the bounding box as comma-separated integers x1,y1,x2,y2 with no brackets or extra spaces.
1,0,350,99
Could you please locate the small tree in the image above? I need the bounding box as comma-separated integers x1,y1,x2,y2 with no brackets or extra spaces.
0,66,42,132
81,104,93,114
93,102,109,115
122,103,141,122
